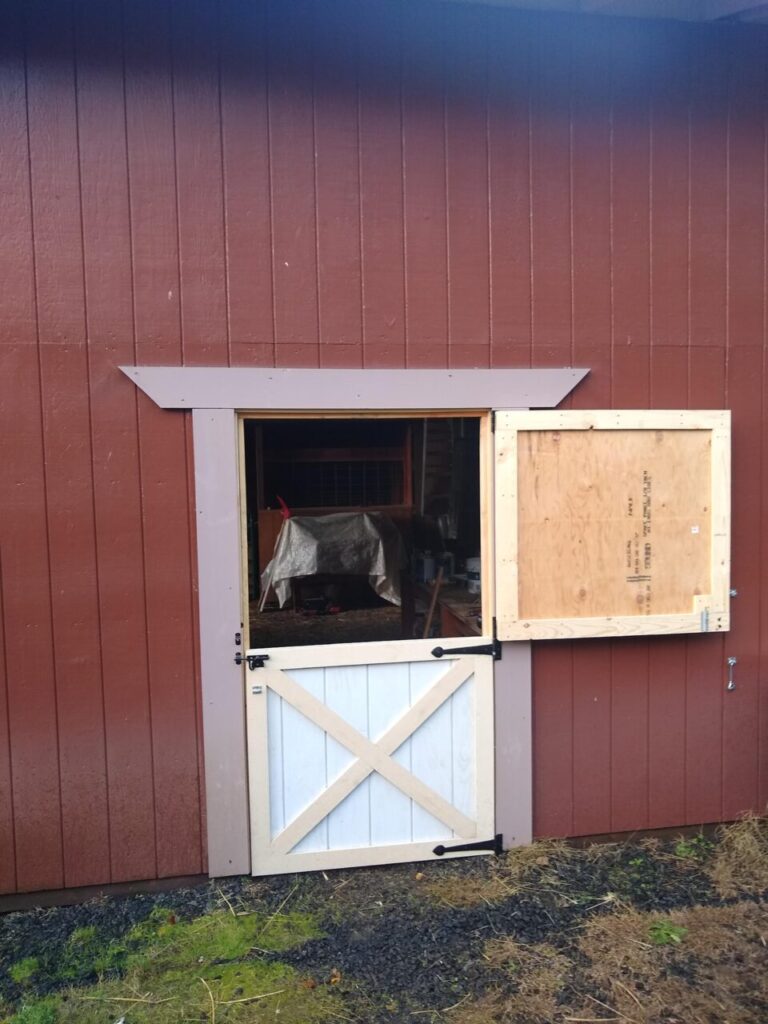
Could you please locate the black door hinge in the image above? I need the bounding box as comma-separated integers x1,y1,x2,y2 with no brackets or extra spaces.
433,834,503,857
491,410,496,433
234,652,270,670
431,639,501,660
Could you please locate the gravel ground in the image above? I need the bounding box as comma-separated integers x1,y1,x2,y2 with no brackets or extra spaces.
0,837,750,1021
276,845,720,1014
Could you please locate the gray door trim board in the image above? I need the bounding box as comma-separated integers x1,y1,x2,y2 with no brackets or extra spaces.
495,641,533,847
192,409,251,876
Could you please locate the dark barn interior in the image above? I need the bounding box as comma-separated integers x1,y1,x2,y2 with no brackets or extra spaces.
244,417,484,647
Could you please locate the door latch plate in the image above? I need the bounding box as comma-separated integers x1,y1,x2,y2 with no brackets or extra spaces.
235,652,270,670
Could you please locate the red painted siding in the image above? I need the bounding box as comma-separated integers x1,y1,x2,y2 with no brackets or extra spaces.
0,0,767,892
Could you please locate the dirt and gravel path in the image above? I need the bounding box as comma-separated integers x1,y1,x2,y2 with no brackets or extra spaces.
1,820,767,1023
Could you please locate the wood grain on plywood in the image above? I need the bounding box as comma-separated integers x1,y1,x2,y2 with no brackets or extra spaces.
516,429,712,620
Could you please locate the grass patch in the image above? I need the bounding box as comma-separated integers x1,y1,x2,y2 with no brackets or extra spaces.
58,926,122,981
422,872,513,908
498,840,576,887
484,938,571,1023
707,812,768,897
7,962,38,989
8,1003,58,1024
423,840,574,907
25,960,331,1024
117,906,321,969
673,834,714,863
3,906,332,1024
470,901,768,1024
647,918,688,945
578,901,768,1024
5,817,768,1024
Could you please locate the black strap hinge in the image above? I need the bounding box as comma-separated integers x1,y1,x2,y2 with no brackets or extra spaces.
431,639,501,660
433,834,503,857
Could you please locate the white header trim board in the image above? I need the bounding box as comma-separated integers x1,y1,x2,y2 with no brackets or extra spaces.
120,366,588,411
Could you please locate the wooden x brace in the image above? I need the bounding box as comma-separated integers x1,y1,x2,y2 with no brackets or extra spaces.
264,660,478,854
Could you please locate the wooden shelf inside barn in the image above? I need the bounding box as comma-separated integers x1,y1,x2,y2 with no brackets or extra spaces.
494,410,731,641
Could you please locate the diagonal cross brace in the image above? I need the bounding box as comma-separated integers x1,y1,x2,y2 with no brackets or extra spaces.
266,660,478,854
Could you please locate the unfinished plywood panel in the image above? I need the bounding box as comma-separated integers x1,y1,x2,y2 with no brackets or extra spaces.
519,429,711,617
495,411,730,640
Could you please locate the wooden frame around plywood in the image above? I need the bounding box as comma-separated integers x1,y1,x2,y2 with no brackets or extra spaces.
494,409,731,641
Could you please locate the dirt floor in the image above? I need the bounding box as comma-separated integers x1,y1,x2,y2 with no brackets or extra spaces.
250,604,403,647
1,816,767,1023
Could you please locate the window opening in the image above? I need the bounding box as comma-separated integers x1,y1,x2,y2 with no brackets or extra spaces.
242,416,485,648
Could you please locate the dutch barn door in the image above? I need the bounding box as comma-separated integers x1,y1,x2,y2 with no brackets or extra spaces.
124,368,732,880
124,367,586,877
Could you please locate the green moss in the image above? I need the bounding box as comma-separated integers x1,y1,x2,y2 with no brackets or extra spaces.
31,904,322,991
57,925,124,982
121,907,322,973
255,910,323,952
11,959,334,1024
7,906,328,1024
8,999,57,1024
8,960,39,987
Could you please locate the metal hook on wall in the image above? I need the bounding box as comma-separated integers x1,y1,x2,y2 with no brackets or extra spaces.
726,656,737,692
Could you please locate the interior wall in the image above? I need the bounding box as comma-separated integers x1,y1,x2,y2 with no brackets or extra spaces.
1,0,767,893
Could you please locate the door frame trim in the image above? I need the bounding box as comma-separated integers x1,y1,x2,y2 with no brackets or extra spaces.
123,366,589,876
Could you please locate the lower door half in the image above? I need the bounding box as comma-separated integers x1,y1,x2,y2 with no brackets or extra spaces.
245,637,495,874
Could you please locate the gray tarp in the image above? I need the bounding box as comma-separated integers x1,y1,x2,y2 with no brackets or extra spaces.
261,511,406,608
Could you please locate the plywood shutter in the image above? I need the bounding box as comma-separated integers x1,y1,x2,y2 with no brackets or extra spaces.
494,410,731,640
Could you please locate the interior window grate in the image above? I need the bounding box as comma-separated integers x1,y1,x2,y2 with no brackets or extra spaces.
265,460,403,508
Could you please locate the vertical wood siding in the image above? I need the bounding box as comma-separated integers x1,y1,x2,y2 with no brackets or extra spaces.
0,0,766,892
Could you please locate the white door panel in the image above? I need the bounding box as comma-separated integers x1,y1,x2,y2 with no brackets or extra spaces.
246,637,495,874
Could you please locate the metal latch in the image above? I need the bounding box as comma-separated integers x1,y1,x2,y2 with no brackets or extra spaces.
431,639,501,660
433,834,503,856
235,652,270,670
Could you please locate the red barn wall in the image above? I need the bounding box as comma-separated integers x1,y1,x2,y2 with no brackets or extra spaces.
1,0,767,894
